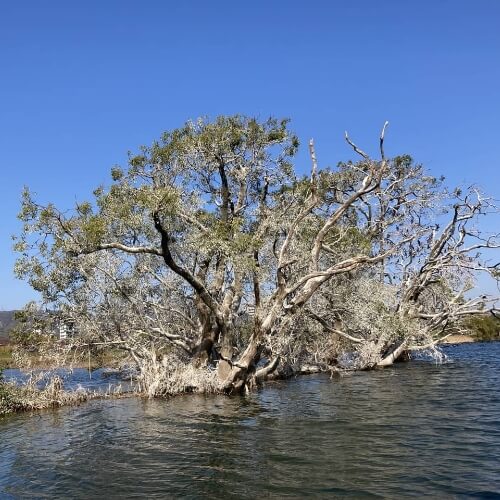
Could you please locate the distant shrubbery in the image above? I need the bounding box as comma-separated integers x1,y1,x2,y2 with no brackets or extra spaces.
0,310,17,342
464,315,500,342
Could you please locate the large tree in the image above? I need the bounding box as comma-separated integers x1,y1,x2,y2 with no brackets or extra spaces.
15,116,500,394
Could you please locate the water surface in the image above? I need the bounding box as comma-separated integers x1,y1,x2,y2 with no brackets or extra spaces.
1,343,499,498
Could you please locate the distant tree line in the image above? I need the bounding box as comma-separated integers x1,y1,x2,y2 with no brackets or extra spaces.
463,315,500,341
0,311,17,344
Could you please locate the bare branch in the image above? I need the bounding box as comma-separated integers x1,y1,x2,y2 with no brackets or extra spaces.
379,120,389,160
345,131,369,159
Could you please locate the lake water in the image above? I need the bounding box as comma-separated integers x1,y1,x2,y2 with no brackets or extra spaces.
1,343,499,498
1,367,132,393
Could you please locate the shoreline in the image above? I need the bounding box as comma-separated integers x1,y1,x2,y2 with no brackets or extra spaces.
3,340,500,418
441,334,475,344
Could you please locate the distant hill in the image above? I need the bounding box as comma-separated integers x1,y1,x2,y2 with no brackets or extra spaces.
0,311,18,343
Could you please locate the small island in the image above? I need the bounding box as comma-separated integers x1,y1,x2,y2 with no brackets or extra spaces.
2,115,499,414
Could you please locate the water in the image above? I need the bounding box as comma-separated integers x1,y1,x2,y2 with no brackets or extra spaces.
1,343,499,498
1,367,132,393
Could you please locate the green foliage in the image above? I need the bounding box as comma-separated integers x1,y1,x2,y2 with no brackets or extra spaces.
76,201,93,216
0,347,13,369
111,166,124,181
464,315,500,341
0,382,15,416
13,115,303,331
81,215,107,246
0,369,21,416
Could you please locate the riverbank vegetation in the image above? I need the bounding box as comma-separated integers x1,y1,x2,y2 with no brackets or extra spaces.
0,346,13,369
12,115,499,398
0,369,94,416
463,315,500,342
0,343,124,371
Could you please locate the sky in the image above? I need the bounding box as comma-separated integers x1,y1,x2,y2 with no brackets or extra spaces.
1,0,499,309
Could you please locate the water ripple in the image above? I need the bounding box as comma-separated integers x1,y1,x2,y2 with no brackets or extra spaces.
1,342,500,498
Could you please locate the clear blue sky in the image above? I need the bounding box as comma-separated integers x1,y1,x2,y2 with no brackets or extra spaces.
1,0,499,309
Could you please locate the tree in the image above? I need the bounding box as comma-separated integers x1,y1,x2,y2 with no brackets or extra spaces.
462,314,500,341
14,115,500,395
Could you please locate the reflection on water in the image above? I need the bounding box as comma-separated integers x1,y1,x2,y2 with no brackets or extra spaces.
1,343,500,498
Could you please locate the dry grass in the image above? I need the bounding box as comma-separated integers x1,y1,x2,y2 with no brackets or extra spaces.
137,354,222,398
0,371,125,417
1,346,224,416
2,344,125,371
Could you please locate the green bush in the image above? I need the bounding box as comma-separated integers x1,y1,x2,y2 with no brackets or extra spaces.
0,380,15,416
464,315,500,341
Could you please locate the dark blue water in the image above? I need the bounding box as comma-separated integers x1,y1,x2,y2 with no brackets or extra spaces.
1,343,499,498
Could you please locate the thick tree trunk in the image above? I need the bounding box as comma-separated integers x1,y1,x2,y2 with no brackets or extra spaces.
377,340,407,367
191,302,217,365
221,327,262,393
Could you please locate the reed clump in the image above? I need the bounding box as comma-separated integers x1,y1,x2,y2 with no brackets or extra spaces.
0,371,120,416
136,354,222,398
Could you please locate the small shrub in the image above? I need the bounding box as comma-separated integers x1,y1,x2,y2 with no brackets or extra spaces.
464,316,500,341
